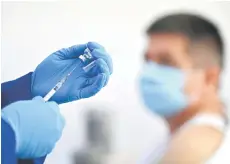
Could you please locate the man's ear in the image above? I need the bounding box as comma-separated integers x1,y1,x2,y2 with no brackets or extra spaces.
205,67,221,89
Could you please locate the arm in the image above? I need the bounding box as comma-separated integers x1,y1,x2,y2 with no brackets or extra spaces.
160,125,223,164
1,73,33,108
1,73,46,164
1,118,17,164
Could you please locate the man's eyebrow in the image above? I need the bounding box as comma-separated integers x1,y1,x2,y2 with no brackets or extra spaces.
157,52,176,64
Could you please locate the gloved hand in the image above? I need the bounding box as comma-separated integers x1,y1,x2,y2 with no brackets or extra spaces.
31,42,113,104
1,96,65,158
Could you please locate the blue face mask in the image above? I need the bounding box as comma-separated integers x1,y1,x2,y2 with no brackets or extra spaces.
139,61,189,117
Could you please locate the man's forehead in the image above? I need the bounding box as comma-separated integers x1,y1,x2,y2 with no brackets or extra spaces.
147,33,189,53
145,33,194,68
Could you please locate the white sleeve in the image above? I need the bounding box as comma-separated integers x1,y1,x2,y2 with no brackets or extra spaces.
180,114,227,133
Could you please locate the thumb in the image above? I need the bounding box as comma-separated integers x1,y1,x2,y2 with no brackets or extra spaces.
87,42,105,51
80,73,107,99
56,44,87,59
32,96,45,102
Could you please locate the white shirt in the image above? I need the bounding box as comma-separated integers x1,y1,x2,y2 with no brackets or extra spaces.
138,113,229,164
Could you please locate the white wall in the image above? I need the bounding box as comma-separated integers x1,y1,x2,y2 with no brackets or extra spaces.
2,1,230,163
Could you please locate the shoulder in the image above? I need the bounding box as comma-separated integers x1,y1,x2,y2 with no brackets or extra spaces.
160,125,224,164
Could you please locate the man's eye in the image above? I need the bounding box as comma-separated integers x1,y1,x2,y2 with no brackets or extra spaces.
158,57,176,67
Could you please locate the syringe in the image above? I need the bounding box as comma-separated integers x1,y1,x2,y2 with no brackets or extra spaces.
43,48,96,102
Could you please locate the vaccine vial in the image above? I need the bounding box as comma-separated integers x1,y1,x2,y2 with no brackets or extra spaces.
79,48,96,72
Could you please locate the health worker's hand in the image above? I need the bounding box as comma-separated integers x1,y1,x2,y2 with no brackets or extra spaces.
31,42,113,104
1,96,65,158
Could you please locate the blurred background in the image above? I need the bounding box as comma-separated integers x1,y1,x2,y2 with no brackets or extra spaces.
1,0,230,163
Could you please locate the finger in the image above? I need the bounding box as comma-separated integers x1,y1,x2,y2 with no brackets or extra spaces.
48,102,65,139
93,59,110,86
47,101,60,112
87,66,110,87
56,44,87,59
91,49,113,74
47,101,65,131
57,114,66,132
59,114,66,130
87,42,105,51
46,145,55,156
50,121,64,144
80,73,107,98
85,58,110,86
100,72,110,86
88,58,110,75
33,96,45,102
86,42,113,74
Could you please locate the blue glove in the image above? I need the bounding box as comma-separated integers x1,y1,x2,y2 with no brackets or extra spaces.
31,42,113,104
1,96,65,158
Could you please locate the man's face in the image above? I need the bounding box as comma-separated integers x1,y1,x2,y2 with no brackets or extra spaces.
146,33,192,69
145,33,218,111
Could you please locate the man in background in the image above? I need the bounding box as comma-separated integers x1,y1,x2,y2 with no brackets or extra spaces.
139,13,228,163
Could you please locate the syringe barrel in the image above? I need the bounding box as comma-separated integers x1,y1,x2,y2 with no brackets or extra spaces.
43,89,56,102
43,80,64,101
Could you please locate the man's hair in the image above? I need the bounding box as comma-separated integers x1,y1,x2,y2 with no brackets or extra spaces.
146,13,224,68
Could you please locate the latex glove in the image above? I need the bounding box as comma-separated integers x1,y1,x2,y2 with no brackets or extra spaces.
1,96,65,158
31,42,113,104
